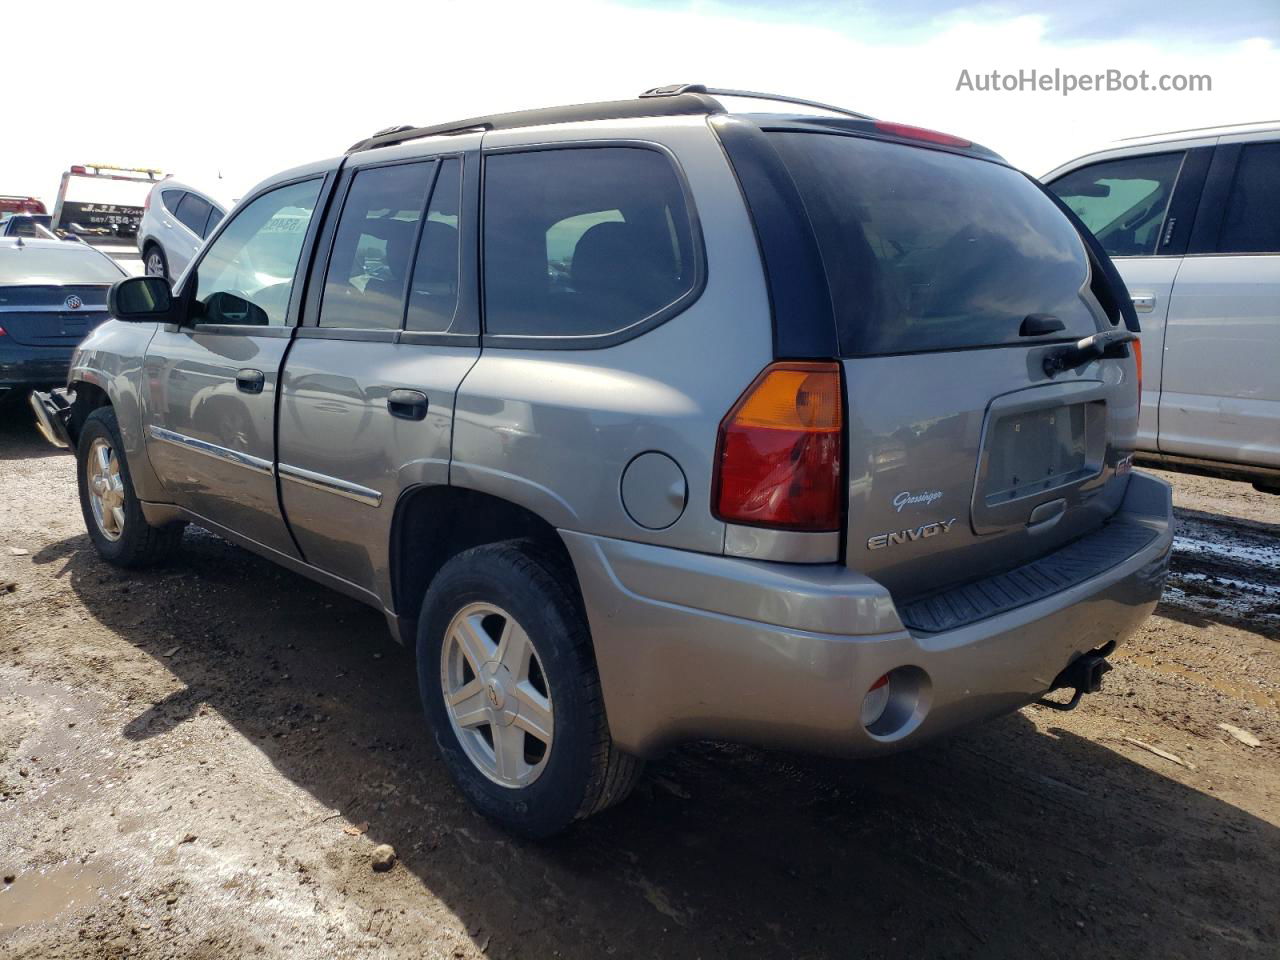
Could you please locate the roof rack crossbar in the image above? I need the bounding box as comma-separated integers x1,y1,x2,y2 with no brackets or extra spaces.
640,84,872,121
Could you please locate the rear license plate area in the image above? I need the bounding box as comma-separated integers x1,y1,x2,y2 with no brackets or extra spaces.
985,404,1094,506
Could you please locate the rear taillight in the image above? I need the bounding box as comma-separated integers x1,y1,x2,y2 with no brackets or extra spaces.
0,326,7,338
143,191,151,213
713,361,843,532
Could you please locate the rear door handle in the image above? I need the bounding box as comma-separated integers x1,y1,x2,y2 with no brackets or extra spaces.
235,368,265,394
387,389,428,421
1131,295,1156,313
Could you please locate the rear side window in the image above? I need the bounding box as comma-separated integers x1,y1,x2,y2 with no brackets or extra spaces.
1047,152,1184,257
771,133,1097,356
406,158,462,332
483,147,697,339
205,207,224,237
1218,141,1280,254
161,189,185,215
319,162,433,330
175,192,213,237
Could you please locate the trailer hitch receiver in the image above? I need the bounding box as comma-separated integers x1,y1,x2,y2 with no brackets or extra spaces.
1037,642,1115,712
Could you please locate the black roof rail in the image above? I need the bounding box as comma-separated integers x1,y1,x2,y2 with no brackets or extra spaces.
345,84,872,155
640,84,872,121
346,91,725,154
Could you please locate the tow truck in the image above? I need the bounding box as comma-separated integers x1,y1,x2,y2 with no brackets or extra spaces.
46,163,165,272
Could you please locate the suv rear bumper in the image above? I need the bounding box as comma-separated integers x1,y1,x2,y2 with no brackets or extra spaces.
563,471,1172,758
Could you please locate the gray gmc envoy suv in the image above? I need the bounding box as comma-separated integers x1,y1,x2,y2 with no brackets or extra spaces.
32,85,1173,837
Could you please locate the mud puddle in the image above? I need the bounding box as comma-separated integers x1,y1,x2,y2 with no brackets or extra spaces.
0,861,124,930
1163,512,1280,634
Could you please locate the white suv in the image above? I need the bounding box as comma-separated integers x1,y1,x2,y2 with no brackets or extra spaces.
136,180,228,283
1045,122,1280,493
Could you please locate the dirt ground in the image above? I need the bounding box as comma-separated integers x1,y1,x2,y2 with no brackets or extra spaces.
1,412,1277,960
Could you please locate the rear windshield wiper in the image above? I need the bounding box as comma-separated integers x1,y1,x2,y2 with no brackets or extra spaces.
1043,329,1138,378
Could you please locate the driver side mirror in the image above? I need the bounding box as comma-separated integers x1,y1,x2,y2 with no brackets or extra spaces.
108,275,180,323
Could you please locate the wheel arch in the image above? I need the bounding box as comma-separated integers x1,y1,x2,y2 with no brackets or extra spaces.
389,485,585,645
66,377,111,446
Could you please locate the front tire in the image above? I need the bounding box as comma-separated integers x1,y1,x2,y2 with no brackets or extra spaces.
417,541,643,838
77,407,183,567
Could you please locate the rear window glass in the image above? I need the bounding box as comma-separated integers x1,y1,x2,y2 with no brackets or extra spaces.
0,246,124,284
769,133,1097,356
483,147,697,339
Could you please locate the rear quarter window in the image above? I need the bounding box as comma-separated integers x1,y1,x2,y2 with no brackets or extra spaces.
769,132,1098,356
482,146,699,341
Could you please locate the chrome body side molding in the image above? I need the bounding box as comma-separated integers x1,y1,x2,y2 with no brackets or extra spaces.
147,425,274,476
277,462,383,507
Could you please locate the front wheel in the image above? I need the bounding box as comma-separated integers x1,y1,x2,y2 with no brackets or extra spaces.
418,541,643,838
77,407,183,567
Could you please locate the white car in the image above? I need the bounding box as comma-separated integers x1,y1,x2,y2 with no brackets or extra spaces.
1044,122,1280,493
136,180,228,283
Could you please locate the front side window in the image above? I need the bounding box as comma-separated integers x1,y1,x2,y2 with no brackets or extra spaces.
483,147,697,339
319,162,433,330
194,178,321,327
1047,152,1184,257
1218,141,1280,254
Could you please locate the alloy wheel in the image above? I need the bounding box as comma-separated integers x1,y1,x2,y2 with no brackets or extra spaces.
86,437,125,542
440,602,555,788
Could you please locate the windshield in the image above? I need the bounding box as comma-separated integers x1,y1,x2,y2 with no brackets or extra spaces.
768,132,1098,355
0,246,124,284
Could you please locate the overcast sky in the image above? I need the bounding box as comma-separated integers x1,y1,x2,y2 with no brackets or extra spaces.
7,0,1278,207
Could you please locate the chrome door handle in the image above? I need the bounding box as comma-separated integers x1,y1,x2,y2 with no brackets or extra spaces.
235,368,265,394
387,389,428,421
1131,295,1156,313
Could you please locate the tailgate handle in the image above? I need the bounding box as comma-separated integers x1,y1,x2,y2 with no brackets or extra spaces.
1027,498,1066,532
1020,313,1065,336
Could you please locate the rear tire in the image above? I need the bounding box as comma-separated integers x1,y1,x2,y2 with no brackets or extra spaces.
77,407,183,567
143,244,169,282
417,540,643,838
